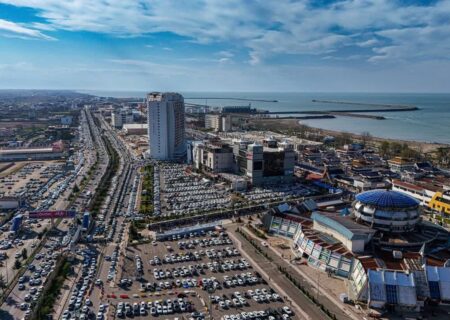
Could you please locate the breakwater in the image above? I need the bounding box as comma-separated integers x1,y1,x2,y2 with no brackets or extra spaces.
311,99,418,111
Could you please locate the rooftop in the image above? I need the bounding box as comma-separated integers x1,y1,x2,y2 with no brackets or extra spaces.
311,211,375,240
355,189,419,209
0,147,55,155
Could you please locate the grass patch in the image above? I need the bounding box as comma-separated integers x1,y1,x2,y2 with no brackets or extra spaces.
89,135,119,217
36,258,71,319
139,164,154,215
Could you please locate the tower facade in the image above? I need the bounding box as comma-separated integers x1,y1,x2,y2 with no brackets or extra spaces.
147,92,186,160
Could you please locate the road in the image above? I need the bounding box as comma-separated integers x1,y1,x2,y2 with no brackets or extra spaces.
228,228,333,320
54,111,140,320
230,226,354,320
0,107,110,320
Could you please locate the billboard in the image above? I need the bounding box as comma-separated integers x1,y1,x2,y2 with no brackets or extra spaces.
29,210,76,219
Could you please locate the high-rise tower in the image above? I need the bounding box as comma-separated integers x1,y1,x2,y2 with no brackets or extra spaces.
147,92,186,160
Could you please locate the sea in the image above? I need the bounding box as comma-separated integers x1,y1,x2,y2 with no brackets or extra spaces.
79,91,450,145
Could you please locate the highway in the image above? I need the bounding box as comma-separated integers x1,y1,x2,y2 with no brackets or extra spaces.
53,111,141,320
0,107,110,320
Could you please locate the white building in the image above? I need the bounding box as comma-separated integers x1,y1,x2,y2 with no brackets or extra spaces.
222,115,232,132
122,123,148,135
205,114,232,132
147,92,186,160
112,108,133,129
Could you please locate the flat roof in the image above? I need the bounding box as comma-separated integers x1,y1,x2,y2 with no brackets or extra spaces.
312,211,375,240
123,123,148,129
156,221,222,237
392,179,425,192
0,148,54,155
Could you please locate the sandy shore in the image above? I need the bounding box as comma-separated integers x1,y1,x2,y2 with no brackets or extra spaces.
248,118,448,153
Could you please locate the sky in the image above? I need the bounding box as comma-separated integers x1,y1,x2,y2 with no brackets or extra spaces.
0,0,450,92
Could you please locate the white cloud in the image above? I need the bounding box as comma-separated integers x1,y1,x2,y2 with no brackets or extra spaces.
216,50,234,58
1,0,450,63
357,39,379,48
0,18,54,40
218,57,230,64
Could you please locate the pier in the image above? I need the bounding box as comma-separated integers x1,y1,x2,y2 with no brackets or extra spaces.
265,115,335,120
311,99,418,111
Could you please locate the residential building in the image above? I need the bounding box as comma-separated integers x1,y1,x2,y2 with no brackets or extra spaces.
147,92,186,160
111,108,133,129
388,157,415,173
205,114,222,131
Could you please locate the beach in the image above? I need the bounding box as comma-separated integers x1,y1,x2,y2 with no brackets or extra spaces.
247,118,448,153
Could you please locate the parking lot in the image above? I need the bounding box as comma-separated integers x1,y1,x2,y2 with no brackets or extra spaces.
0,161,56,198
0,160,73,212
158,163,232,217
1,235,64,320
105,228,296,320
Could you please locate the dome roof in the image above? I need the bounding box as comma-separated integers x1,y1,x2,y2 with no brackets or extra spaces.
355,189,419,209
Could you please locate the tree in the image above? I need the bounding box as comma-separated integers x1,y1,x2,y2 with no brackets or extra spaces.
129,223,141,241
73,184,80,193
338,132,353,147
379,141,390,157
0,274,6,294
13,259,21,270
298,124,309,139
436,147,450,166
361,131,372,147
21,248,28,260
388,142,402,156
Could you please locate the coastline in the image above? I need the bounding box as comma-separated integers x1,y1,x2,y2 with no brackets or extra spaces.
248,118,448,153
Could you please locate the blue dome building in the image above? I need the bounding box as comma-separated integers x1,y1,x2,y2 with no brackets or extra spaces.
353,189,421,233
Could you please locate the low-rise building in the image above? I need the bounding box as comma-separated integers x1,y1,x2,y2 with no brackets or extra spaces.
429,191,450,214
123,123,148,135
388,157,415,173
0,196,20,209
0,141,66,162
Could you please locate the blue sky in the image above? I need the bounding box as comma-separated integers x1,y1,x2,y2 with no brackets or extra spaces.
0,0,450,92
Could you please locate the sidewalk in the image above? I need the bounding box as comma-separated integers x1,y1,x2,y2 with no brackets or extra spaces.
227,231,312,320
240,225,362,320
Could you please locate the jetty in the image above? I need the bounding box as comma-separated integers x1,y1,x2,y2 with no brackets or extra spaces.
311,99,418,111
